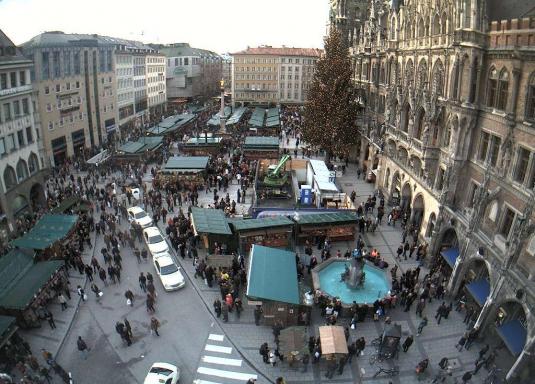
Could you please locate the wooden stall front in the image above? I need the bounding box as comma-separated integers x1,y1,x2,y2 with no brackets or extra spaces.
243,136,280,160
156,156,209,190
230,216,293,253
191,207,235,254
182,137,222,156
296,211,357,245
246,245,309,327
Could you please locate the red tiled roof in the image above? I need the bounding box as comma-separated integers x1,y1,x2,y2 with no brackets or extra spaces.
232,46,323,57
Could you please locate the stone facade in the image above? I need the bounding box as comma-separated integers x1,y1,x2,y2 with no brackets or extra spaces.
231,46,322,107
330,0,535,381
0,30,48,241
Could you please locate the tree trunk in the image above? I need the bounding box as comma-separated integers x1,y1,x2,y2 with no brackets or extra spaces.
324,150,331,164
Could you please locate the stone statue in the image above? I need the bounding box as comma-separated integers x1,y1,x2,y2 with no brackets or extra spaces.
341,254,366,289
499,130,513,176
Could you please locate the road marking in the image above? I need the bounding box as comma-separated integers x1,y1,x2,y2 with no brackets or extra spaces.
208,334,224,341
197,367,257,381
202,355,242,367
194,380,223,384
205,344,232,354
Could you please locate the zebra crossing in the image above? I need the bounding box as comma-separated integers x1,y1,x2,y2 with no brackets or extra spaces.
194,333,258,384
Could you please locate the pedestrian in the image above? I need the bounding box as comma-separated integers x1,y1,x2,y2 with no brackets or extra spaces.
269,351,276,366
76,336,89,359
260,342,269,363
139,272,147,292
473,359,485,374
455,332,469,351
465,327,479,350
484,351,496,369
147,281,157,299
125,290,134,306
77,285,86,301
45,311,56,329
325,357,336,379
301,353,309,373
246,379,256,384
478,344,489,360
150,317,160,336
58,293,67,311
337,355,348,375
347,342,357,363
435,302,446,324
124,317,133,338
461,371,472,383
90,283,101,299
213,299,222,318
146,294,155,313
417,317,428,336
402,335,414,352
254,305,262,326
222,303,229,322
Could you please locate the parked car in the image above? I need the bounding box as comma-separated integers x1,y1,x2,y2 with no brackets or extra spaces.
153,253,185,291
127,206,153,228
143,227,169,256
143,362,180,384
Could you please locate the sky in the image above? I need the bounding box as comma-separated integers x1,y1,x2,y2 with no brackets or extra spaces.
1,0,330,53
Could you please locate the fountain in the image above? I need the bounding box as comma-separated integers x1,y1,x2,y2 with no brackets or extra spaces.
312,250,390,305
340,255,366,288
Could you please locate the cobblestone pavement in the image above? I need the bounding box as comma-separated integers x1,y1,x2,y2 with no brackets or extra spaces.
19,152,500,384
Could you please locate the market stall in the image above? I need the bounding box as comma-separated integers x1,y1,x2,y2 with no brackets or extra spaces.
11,214,79,259
319,325,349,357
156,156,209,190
296,211,357,245
0,249,64,328
191,207,235,254
246,245,309,327
243,136,280,160
182,137,222,156
114,136,164,163
230,216,293,253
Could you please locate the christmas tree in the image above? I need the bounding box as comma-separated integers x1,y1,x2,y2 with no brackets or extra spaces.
302,27,360,163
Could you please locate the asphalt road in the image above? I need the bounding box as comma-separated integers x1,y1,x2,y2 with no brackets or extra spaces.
56,218,214,384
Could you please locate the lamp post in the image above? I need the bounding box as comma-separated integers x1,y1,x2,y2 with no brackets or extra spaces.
218,79,227,134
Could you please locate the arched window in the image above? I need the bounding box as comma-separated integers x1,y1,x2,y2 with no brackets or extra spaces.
16,159,29,181
487,67,499,108
390,16,397,40
385,168,391,189
405,59,414,88
432,14,441,35
28,153,39,174
432,59,445,96
417,59,428,89
443,126,451,148
527,72,535,121
497,69,509,111
415,109,425,140
418,17,425,39
4,166,16,190
441,12,448,34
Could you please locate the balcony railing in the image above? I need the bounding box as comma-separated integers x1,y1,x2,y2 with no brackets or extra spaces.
0,84,32,97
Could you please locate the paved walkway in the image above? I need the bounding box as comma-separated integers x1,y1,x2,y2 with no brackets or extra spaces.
18,151,497,384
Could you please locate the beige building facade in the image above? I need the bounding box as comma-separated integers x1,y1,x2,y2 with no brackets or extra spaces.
231,47,322,107
22,32,118,165
330,0,535,381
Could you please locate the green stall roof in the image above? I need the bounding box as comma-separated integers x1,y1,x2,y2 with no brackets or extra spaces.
296,211,357,226
0,315,17,341
231,216,293,232
118,141,145,154
0,257,63,310
191,207,232,235
243,136,279,149
164,156,209,172
11,214,78,250
247,245,299,305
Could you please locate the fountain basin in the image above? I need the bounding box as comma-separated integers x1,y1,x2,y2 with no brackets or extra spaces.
312,259,390,305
